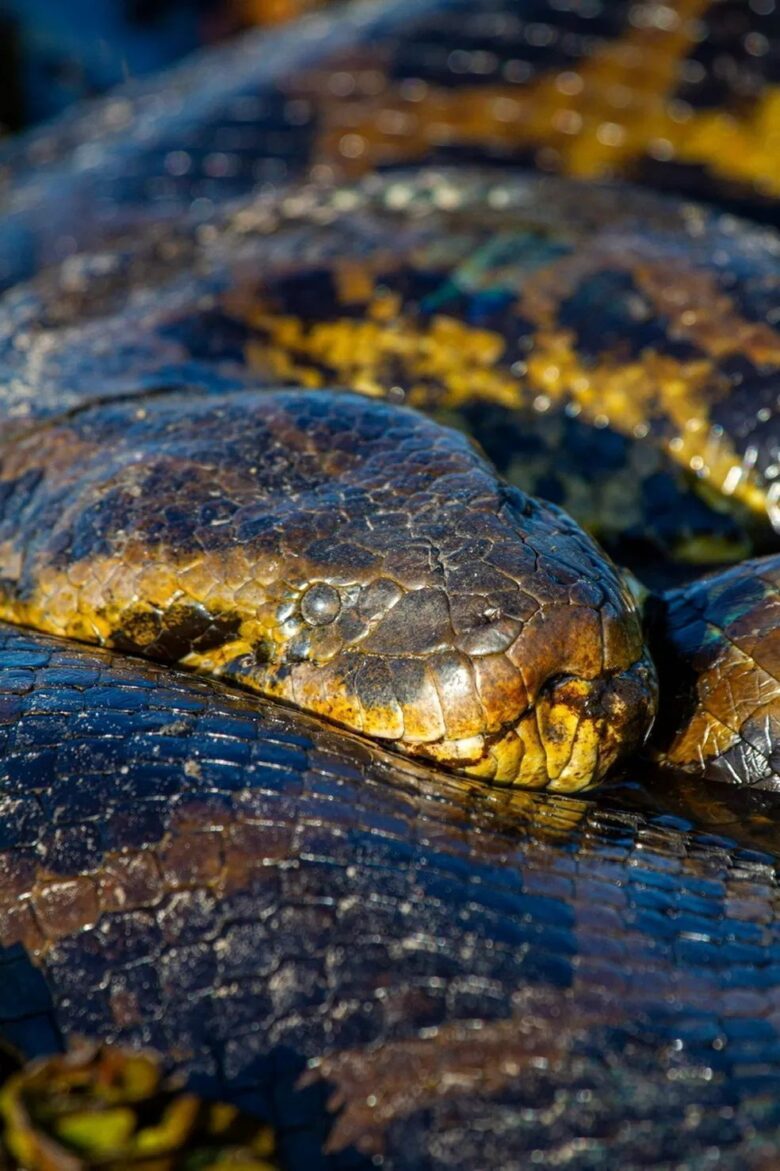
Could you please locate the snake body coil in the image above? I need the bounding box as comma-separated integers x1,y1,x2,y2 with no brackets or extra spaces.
1,1,780,1167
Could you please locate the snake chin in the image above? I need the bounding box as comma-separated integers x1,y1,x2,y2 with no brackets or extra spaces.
385,656,658,792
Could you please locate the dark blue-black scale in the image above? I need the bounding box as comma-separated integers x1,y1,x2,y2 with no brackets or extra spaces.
4,623,780,1168
387,0,632,89
673,0,780,111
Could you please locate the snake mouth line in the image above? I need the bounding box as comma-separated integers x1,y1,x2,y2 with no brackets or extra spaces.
213,639,657,792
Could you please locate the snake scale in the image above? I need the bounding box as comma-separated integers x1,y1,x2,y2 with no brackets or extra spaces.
1,0,780,1167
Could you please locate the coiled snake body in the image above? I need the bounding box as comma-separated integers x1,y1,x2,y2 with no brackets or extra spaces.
1,1,780,1167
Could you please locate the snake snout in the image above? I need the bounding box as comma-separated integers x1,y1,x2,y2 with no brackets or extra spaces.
397,613,658,792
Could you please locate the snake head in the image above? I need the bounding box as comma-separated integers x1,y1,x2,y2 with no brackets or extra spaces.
200,392,658,790
225,554,657,790
0,389,657,790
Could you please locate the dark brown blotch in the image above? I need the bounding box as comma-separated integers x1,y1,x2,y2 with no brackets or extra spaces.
113,602,242,663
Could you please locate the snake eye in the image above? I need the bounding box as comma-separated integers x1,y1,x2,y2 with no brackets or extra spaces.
300,582,342,626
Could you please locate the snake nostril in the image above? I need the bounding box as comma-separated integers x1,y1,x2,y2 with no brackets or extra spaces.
300,581,342,626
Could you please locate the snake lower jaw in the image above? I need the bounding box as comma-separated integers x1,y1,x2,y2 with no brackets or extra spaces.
224,650,657,792
402,656,658,791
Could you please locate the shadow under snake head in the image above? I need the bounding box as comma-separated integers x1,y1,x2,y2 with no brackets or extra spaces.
0,389,657,790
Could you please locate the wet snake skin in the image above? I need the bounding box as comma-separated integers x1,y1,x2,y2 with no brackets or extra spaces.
652,554,780,787
1,0,780,1167
3,623,780,1170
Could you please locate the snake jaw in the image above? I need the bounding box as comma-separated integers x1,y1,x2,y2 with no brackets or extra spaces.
389,652,657,791
219,610,657,791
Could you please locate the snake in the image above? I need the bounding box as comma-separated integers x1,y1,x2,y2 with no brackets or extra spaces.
1,0,780,1167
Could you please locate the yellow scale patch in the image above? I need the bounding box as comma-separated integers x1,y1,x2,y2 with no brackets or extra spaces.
297,0,780,200
0,548,266,673
244,295,773,540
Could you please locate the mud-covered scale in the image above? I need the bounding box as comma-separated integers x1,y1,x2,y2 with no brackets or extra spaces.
1,1,780,1168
